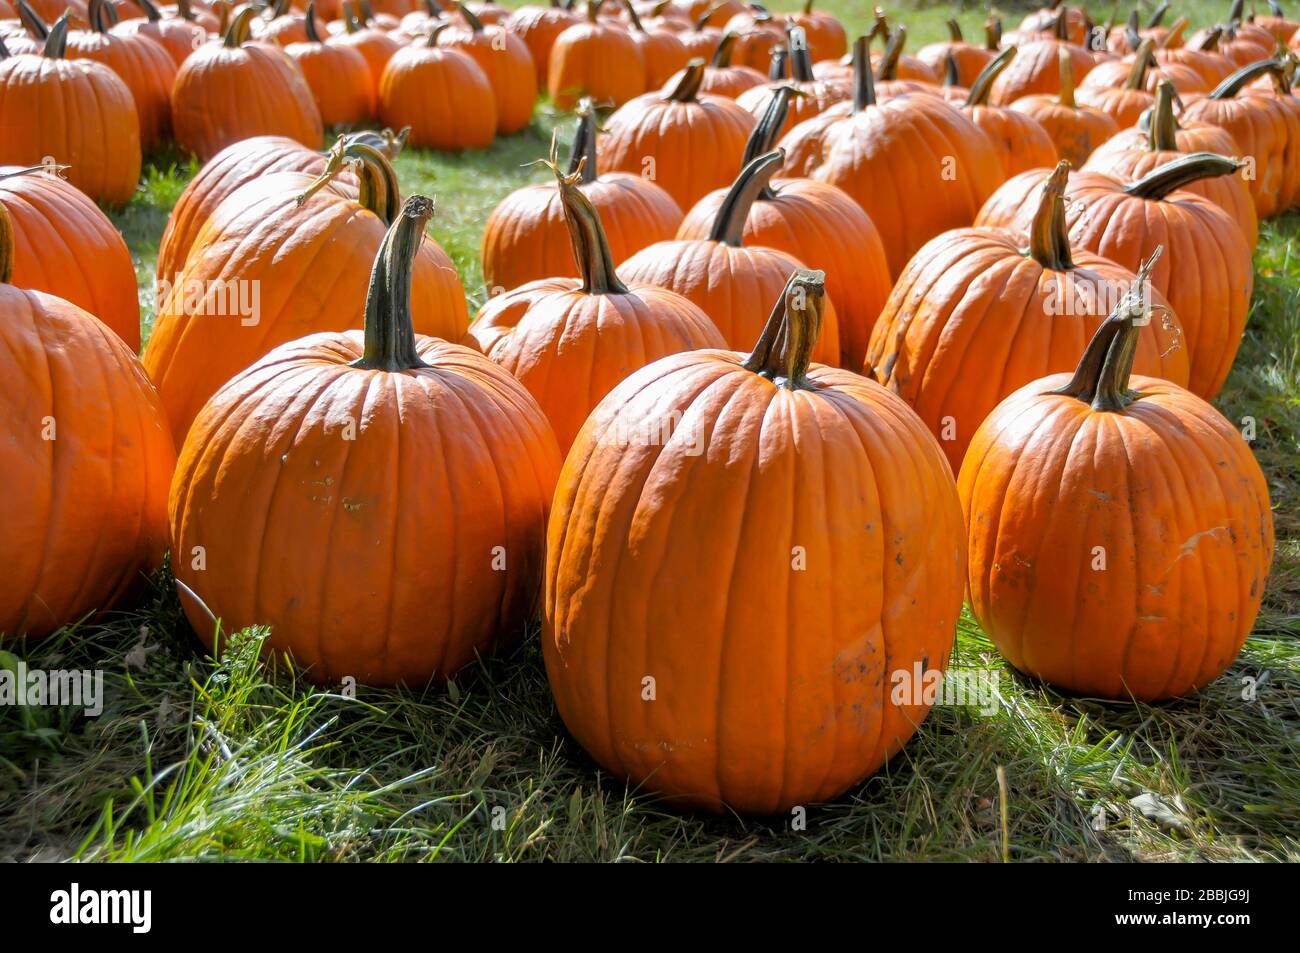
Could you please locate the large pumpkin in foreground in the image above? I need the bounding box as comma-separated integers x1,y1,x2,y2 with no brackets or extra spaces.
171,197,561,686
543,269,965,814
0,201,174,640
960,253,1274,700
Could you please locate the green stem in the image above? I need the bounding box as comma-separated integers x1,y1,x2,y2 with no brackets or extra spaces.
876,25,906,81
1210,58,1283,98
305,0,323,42
666,59,706,101
985,16,1001,50
742,86,796,195
966,46,1015,106
767,43,788,79
1026,161,1074,271
709,149,783,245
1197,25,1223,51
621,0,644,32
1124,151,1243,199
352,196,436,372
946,18,962,42
567,99,598,184
1148,80,1179,151
1057,45,1076,107
224,7,256,47
17,0,49,40
1047,248,1163,411
852,34,875,110
138,0,163,23
43,13,68,58
550,161,629,294
742,268,828,390
788,27,814,80
0,35,9,60
299,140,403,224
1124,8,1140,49
89,0,119,33
1126,39,1154,90
178,0,197,22
1147,0,1168,28
459,0,485,32
711,31,739,67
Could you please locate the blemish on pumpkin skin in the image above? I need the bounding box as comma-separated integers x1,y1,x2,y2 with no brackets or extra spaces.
342,498,368,513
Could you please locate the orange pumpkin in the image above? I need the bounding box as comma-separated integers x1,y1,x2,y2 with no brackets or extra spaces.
1155,23,1235,88
1,165,141,351
0,200,174,640
111,0,207,69
680,28,764,97
677,85,889,372
733,25,846,138
1074,38,1156,127
620,0,688,89
481,101,682,293
253,0,309,46
1011,45,1119,166
780,37,1004,276
788,0,844,62
144,142,468,445
543,268,965,813
620,149,840,365
960,253,1274,700
332,1,401,98
437,2,537,135
917,18,995,87
1085,80,1258,251
990,13,1094,104
285,1,375,126
170,196,561,686
172,9,323,161
505,0,579,86
548,0,644,110
600,59,755,210
867,162,1188,473
961,46,1059,179
470,155,722,452
379,23,497,150
720,2,784,71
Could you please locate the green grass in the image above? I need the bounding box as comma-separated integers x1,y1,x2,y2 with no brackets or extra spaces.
2,1,1297,862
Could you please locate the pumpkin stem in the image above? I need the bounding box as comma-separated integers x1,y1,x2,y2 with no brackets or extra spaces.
17,0,49,40
0,200,12,285
343,1,362,32
138,0,163,21
711,30,739,67
621,0,645,32
852,34,876,110
224,7,256,47
178,0,197,22
666,59,706,100
1147,0,1169,28
1124,8,1141,49
1126,38,1155,89
352,196,435,372
787,25,814,80
767,43,788,79
344,127,411,159
42,12,68,58
742,85,799,196
1048,248,1163,411
1210,57,1283,97
695,2,725,32
1197,24,1223,51
1229,0,1245,21
1054,5,1069,40
458,0,485,32
298,139,403,224
945,18,963,42
1057,44,1076,107
984,16,1001,50
545,148,629,295
424,21,452,46
742,268,827,390
1124,151,1243,199
709,149,783,245
1147,79,1180,150
1160,15,1187,47
0,35,9,60
1025,161,1074,271
875,25,906,81
943,49,960,87
305,0,323,42
567,99,598,183
88,0,119,33
965,45,1015,106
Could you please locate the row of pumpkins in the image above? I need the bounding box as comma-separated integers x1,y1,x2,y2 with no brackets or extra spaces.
0,0,1285,813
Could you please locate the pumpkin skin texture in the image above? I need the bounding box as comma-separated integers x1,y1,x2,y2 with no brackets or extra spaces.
481,104,682,293
601,60,755,211
733,32,847,141
112,0,209,68
332,6,401,98
470,159,723,453
1,166,141,352
0,19,142,207
0,204,175,640
548,3,644,110
437,5,538,135
505,2,579,86
619,150,841,366
284,3,375,126
917,19,994,87
959,275,1274,701
682,30,765,99
144,147,468,445
960,47,1060,180
867,163,1189,474
379,31,497,151
780,40,1003,277
677,87,889,372
170,198,562,686
543,271,965,814
1010,81,1119,168
172,11,324,162
989,36,1093,105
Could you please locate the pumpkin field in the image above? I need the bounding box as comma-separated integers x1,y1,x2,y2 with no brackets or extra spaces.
1,0,1298,863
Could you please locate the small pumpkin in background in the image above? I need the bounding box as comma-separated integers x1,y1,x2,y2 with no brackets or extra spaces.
1256,0,1300,43
1081,30,1208,96
1011,45,1119,167
788,0,844,62
1085,80,1257,252
0,15,141,206
171,196,561,687
620,149,840,366
470,153,723,453
379,22,496,150
144,141,468,445
871,24,939,90
867,162,1188,473
253,0,309,46
917,18,995,87
780,37,1004,276
285,1,375,127
990,11,1093,104
1075,38,1156,127
600,58,755,210
481,100,682,293
720,3,784,71
0,199,174,641
734,25,846,138
437,1,537,135
960,252,1274,701
111,0,207,69
620,0,688,89
680,28,764,98
332,1,401,97
961,46,1059,179
548,0,644,110
1155,23,1235,88
1,165,141,352
543,269,965,814
678,86,889,372
673,7,723,61
172,8,323,161
505,0,580,86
